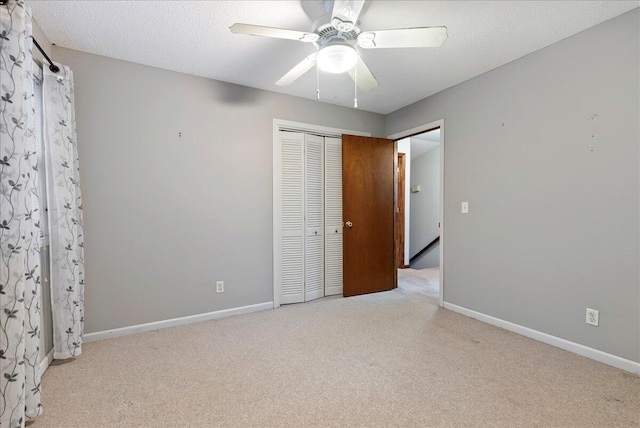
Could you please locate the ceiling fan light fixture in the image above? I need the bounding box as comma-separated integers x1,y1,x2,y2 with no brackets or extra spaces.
317,44,358,74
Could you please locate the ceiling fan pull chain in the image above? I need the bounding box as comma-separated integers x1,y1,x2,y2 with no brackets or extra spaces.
354,63,358,108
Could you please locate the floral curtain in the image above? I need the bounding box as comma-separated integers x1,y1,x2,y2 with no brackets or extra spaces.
0,0,44,426
43,61,84,360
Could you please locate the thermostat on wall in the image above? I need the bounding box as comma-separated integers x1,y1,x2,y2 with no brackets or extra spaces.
411,185,421,193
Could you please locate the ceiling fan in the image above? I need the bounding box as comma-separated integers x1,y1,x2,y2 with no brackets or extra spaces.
229,0,447,94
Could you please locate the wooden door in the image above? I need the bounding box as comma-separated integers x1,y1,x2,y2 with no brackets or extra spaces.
396,153,406,269
342,135,396,297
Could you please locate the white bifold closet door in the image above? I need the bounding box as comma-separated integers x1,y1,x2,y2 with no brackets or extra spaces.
304,134,324,302
279,131,305,304
324,137,343,296
276,130,343,305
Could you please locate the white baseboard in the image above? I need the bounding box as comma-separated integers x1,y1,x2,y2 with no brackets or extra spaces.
83,302,273,343
38,348,54,376
443,302,640,375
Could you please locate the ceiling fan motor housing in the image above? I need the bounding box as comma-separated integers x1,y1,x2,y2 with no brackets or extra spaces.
312,14,361,48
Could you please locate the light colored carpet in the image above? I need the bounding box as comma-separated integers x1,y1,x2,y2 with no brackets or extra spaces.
37,281,639,427
398,267,440,300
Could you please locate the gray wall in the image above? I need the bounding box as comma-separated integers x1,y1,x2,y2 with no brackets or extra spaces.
52,47,384,334
385,9,640,362
409,146,440,269
411,241,440,271
32,17,51,63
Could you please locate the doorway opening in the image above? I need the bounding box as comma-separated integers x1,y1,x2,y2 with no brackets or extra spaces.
391,120,444,306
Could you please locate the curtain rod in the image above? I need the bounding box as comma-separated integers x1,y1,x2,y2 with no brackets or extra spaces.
32,37,59,73
0,0,58,72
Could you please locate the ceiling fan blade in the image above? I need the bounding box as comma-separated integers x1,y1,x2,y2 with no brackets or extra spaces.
275,53,318,86
358,27,447,49
331,0,365,32
230,23,319,43
347,57,379,91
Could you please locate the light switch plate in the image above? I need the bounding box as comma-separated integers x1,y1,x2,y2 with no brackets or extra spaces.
461,202,469,214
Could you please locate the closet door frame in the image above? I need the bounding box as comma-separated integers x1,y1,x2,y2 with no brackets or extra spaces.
273,119,370,309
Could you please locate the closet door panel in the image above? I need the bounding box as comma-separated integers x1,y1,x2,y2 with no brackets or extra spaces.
324,136,343,296
279,131,305,304
305,134,324,302
305,232,324,301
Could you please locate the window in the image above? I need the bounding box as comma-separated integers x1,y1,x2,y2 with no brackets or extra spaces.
29,61,49,245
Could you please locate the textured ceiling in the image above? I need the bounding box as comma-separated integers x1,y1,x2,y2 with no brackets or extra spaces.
30,1,639,114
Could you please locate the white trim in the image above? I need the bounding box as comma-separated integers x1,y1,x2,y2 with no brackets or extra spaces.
38,347,54,376
83,302,273,343
32,58,43,82
273,124,282,308
387,121,442,141
388,119,445,307
439,123,444,307
444,302,640,374
274,119,370,139
273,119,370,308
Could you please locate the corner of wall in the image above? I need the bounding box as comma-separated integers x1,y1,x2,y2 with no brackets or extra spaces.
31,17,52,62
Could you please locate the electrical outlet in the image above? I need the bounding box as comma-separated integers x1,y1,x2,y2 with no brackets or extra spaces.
216,281,224,293
586,308,599,326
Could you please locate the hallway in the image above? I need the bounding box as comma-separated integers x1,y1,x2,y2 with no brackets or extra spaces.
398,267,439,301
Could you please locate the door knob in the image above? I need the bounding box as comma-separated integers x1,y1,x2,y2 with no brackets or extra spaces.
346,221,353,228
